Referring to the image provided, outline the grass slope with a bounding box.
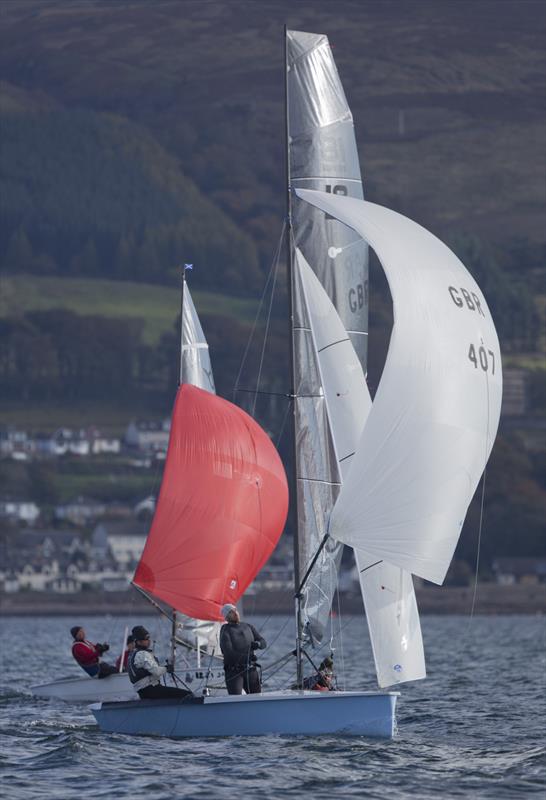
[0,275,259,345]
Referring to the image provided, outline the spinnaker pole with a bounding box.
[284,25,304,689]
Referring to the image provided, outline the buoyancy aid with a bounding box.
[72,639,99,666]
[127,649,149,685]
[127,647,166,691]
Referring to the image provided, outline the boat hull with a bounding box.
[31,667,225,703]
[91,690,397,739]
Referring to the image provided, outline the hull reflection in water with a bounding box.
[91,691,398,739]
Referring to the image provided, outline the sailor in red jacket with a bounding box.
[70,626,118,679]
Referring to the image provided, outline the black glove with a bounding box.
[97,643,109,654]
[251,641,260,650]
[165,662,175,674]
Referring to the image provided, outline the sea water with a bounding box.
[0,614,544,799]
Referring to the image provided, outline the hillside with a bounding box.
[0,0,544,259]
[0,0,544,567]
[0,275,258,346]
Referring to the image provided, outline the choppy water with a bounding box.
[0,614,544,799]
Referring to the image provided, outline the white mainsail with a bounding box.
[296,189,503,586]
[180,285,215,393]
[296,248,426,687]
[176,281,219,651]
[287,28,369,644]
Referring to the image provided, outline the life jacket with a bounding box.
[71,639,99,666]
[127,647,152,685]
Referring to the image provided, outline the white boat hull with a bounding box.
[91,690,398,738]
[31,667,225,703]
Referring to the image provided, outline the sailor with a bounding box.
[219,604,266,695]
[127,625,193,700]
[70,626,118,679]
[302,656,335,691]
[114,634,135,672]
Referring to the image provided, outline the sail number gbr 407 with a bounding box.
[448,283,498,375]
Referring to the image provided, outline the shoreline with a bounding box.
[1,583,544,616]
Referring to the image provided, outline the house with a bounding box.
[87,427,121,455]
[492,557,546,585]
[134,495,156,521]
[0,426,34,459]
[54,496,106,526]
[91,521,149,570]
[0,499,40,525]
[125,419,170,452]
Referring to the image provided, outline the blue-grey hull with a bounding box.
[91,690,397,739]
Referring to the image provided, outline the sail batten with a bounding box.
[295,189,503,586]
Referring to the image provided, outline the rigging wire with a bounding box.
[467,364,492,631]
[232,221,286,405]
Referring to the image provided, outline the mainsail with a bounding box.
[134,385,288,620]
[180,285,215,393]
[296,189,503,585]
[287,28,369,643]
[296,248,426,687]
[176,282,217,647]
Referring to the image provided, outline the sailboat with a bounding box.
[30,276,225,703]
[90,28,502,739]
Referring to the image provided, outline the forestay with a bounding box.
[134,385,289,620]
[296,249,425,687]
[287,28,368,643]
[296,189,503,585]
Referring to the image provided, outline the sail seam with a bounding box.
[297,477,341,486]
[318,337,350,353]
[292,177,362,185]
[338,452,355,463]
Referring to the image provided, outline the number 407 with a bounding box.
[468,344,495,374]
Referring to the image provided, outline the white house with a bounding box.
[125,419,170,452]
[92,521,149,569]
[54,496,106,526]
[0,499,40,525]
[0,427,34,459]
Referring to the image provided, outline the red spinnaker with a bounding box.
[133,384,289,620]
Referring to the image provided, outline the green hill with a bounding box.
[0,106,262,295]
[0,275,258,346]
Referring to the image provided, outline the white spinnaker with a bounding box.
[296,190,503,586]
[180,285,215,393]
[297,249,425,688]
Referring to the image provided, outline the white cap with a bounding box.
[221,603,237,619]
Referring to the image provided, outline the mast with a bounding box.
[284,25,303,689]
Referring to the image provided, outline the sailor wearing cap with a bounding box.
[219,605,267,695]
[127,625,192,700]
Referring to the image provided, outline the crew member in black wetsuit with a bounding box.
[219,605,266,695]
[127,625,193,700]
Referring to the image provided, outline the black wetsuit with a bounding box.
[219,622,266,695]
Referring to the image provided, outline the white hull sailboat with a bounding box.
[92,27,501,740]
